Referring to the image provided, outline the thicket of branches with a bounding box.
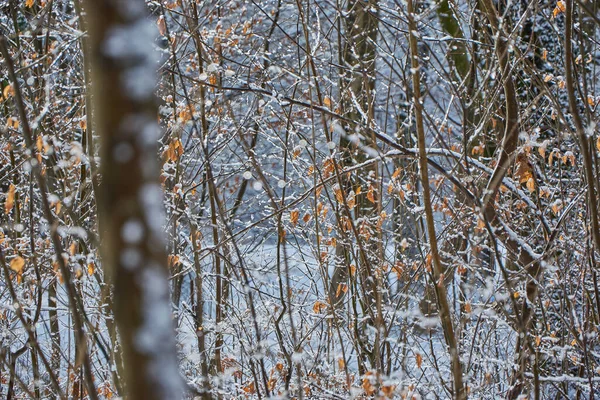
[1,0,600,399]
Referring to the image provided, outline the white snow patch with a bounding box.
[121,219,145,244]
[102,18,158,101]
[120,248,142,270]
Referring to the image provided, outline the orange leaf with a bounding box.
[36,135,43,153]
[381,384,396,397]
[553,1,566,18]
[178,107,192,123]
[5,184,15,214]
[3,84,14,99]
[362,373,376,396]
[526,177,535,193]
[10,256,25,274]
[551,200,563,215]
[346,190,356,209]
[366,185,376,204]
[69,242,78,256]
[334,187,344,203]
[168,254,180,269]
[165,138,184,162]
[322,158,335,178]
[157,16,167,36]
[335,283,348,297]
[416,353,423,369]
[392,262,403,279]
[312,300,327,313]
[290,210,299,226]
[349,264,356,276]
[242,381,255,394]
[6,117,19,129]
[25,0,34,7]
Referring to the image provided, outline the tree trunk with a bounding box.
[83,1,183,399]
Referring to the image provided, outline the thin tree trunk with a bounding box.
[83,1,183,399]
[407,1,466,398]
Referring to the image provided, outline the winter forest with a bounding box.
[2,0,600,398]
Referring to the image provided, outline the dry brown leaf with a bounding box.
[526,177,535,193]
[312,300,327,313]
[381,384,396,397]
[157,15,166,36]
[392,262,403,279]
[69,242,77,256]
[10,256,25,274]
[168,254,180,269]
[242,381,255,394]
[334,187,344,203]
[302,213,311,223]
[335,283,348,297]
[3,84,14,99]
[323,158,335,178]
[290,210,299,227]
[6,117,19,129]
[349,264,356,276]
[346,191,356,209]
[5,184,15,214]
[362,375,376,396]
[36,135,43,153]
[588,95,596,107]
[165,138,184,162]
[366,185,376,204]
[553,1,566,18]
